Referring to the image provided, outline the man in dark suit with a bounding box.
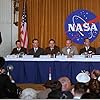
[0,57,18,98]
[28,39,44,57]
[45,39,60,55]
[11,40,27,55]
[79,38,96,55]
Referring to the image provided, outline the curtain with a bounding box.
[19,0,100,51]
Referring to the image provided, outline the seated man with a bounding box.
[0,57,18,98]
[28,39,44,57]
[45,39,60,55]
[79,38,96,55]
[11,40,27,55]
[62,39,78,55]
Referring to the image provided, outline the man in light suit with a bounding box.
[62,39,78,55]
[28,39,44,57]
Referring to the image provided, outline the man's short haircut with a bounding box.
[49,39,55,43]
[15,40,20,44]
[74,82,88,94]
[0,57,5,68]
[43,80,62,91]
[66,39,72,43]
[32,38,39,43]
[89,79,100,94]
[84,38,89,42]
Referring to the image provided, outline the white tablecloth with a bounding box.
[5,55,100,62]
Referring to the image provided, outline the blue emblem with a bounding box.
[65,9,100,44]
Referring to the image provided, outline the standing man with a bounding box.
[79,38,96,55]
[45,39,60,55]
[28,39,44,57]
[11,40,27,55]
[62,39,78,55]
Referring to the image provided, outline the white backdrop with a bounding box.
[0,0,18,57]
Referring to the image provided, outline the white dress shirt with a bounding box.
[34,48,38,52]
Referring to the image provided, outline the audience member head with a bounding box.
[43,80,62,91]
[32,39,39,48]
[81,93,99,99]
[73,82,88,97]
[66,39,72,48]
[58,76,72,91]
[15,40,21,48]
[20,88,38,99]
[91,69,100,79]
[84,38,90,47]
[49,39,56,48]
[89,79,100,94]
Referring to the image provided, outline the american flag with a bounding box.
[20,6,28,48]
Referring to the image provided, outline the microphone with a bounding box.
[7,65,14,71]
[7,65,14,76]
[49,67,52,80]
[6,65,15,83]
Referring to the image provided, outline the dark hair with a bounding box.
[84,38,89,42]
[66,39,72,43]
[15,40,20,44]
[43,80,62,91]
[49,39,55,43]
[89,79,100,94]
[0,57,5,68]
[32,38,38,43]
[74,82,88,94]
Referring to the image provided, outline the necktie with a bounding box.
[34,48,37,52]
[67,48,71,54]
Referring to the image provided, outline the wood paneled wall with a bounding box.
[19,0,100,51]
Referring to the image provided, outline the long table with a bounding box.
[5,55,100,84]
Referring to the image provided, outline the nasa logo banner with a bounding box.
[65,9,100,44]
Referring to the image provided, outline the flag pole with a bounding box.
[20,0,28,49]
[24,0,26,9]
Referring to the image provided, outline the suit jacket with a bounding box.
[0,73,18,98]
[45,46,60,55]
[28,47,44,57]
[62,46,78,55]
[11,47,27,55]
[79,46,96,55]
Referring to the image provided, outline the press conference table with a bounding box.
[5,55,100,84]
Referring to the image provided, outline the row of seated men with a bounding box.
[10,38,100,57]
